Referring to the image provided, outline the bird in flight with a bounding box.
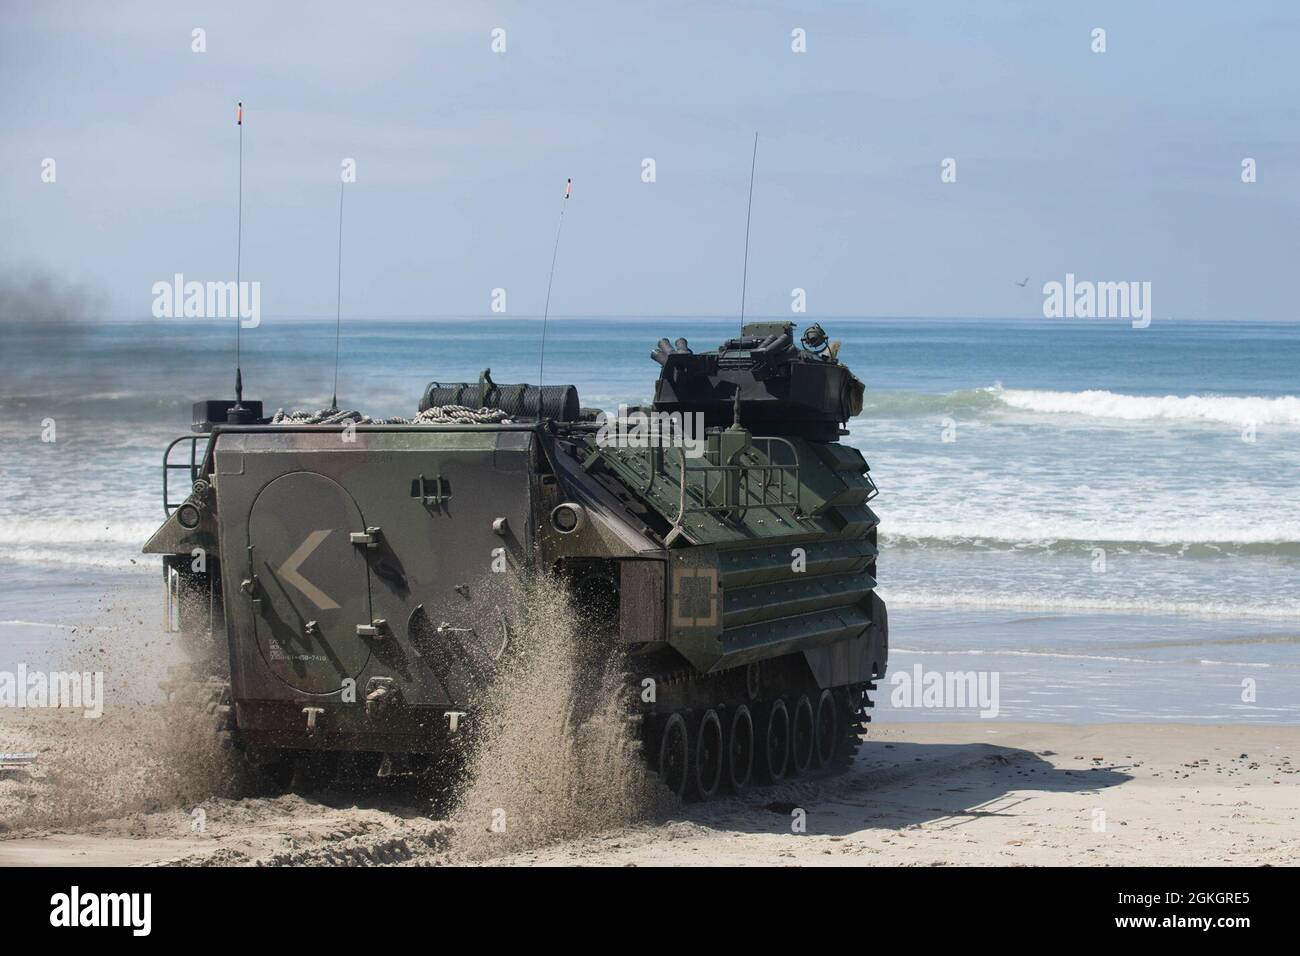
[1014,276,1029,287]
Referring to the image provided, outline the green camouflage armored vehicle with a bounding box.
[144,320,888,798]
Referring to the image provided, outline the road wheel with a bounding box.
[813,689,837,768]
[656,712,689,799]
[758,699,790,782]
[690,710,723,801]
[726,704,754,792]
[791,694,814,776]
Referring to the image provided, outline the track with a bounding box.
[637,655,874,802]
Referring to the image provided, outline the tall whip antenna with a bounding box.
[233,100,245,410]
[537,177,572,391]
[739,131,758,333]
[330,179,345,411]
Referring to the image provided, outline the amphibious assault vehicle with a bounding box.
[145,321,888,798]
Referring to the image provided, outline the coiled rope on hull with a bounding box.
[269,405,511,425]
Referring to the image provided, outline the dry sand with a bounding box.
[2,720,1295,866]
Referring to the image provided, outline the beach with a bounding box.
[1,718,1295,866]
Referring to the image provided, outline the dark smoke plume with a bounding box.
[0,265,107,326]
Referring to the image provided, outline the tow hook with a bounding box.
[302,706,325,733]
[365,677,400,718]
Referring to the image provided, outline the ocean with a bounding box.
[2,316,1298,723]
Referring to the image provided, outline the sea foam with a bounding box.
[987,385,1300,426]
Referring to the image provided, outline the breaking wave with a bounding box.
[0,517,158,546]
[0,518,158,570]
[859,388,1001,417]
[858,384,1300,427]
[0,547,146,570]
[989,385,1300,426]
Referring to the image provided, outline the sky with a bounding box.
[1,0,1298,320]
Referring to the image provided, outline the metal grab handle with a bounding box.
[679,436,802,516]
[412,473,451,507]
[162,435,210,517]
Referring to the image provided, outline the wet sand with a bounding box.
[2,721,1295,866]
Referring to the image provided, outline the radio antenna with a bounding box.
[537,177,572,392]
[329,179,345,411]
[233,100,246,411]
[739,131,758,333]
